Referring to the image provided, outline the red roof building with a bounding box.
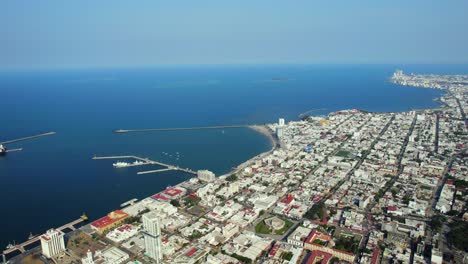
[91,210,129,234]
[163,187,183,197]
[306,250,332,264]
[152,194,169,201]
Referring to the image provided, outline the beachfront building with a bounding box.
[279,118,285,126]
[40,229,66,258]
[143,211,163,263]
[90,210,129,234]
[197,169,216,182]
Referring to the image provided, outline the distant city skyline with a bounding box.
[1,0,468,69]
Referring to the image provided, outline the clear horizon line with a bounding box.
[2,61,468,71]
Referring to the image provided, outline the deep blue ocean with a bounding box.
[0,64,465,250]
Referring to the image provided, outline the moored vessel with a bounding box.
[0,144,6,155]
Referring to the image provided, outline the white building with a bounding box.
[143,211,163,263]
[40,229,66,258]
[197,170,216,182]
[279,118,285,126]
[287,226,312,246]
[81,247,129,264]
[81,250,94,264]
[229,182,240,194]
[276,126,284,139]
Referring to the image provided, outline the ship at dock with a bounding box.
[112,160,144,168]
[0,144,6,155]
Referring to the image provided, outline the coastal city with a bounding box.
[2,71,467,264]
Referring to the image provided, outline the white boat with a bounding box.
[6,242,15,249]
[133,160,144,165]
[113,161,130,168]
[28,232,37,240]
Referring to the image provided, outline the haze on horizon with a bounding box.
[2,0,468,69]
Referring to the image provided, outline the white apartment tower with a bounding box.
[276,126,284,139]
[197,169,216,182]
[278,118,285,126]
[40,229,66,258]
[143,212,163,263]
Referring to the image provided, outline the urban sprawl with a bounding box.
[4,71,468,264]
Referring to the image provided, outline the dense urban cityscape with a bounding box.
[2,71,467,264]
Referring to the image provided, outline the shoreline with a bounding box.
[218,125,279,179]
[5,70,462,259]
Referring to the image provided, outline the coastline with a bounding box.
[218,125,279,179]
[4,67,465,259]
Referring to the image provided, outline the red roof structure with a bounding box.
[185,248,198,257]
[164,187,183,196]
[306,250,332,264]
[152,194,169,201]
[91,210,129,229]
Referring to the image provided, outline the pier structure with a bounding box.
[92,155,196,175]
[113,125,259,133]
[0,132,56,145]
[2,216,85,262]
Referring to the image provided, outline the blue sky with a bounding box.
[1,0,468,68]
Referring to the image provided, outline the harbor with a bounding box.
[92,155,197,175]
[0,132,56,155]
[2,215,87,263]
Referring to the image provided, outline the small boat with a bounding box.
[0,144,7,156]
[28,232,37,240]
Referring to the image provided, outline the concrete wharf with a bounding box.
[92,155,196,175]
[0,132,56,145]
[113,125,256,133]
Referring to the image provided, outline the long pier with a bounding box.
[2,216,85,262]
[0,132,56,145]
[92,155,196,175]
[114,125,255,133]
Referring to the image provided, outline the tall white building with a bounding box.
[81,249,95,264]
[197,169,216,182]
[278,118,285,126]
[40,229,66,258]
[276,126,284,139]
[143,211,163,263]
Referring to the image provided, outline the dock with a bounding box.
[113,125,256,133]
[92,155,196,175]
[137,168,173,175]
[5,148,22,153]
[2,216,85,262]
[121,198,138,207]
[0,132,56,145]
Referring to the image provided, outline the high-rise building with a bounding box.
[197,169,216,182]
[278,118,285,126]
[143,211,163,263]
[276,126,284,139]
[40,229,66,258]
